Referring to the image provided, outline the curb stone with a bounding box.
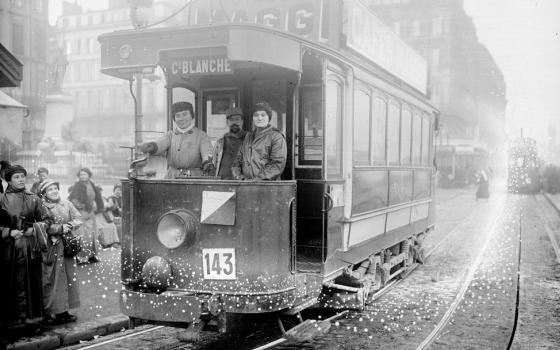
[6,315,129,350]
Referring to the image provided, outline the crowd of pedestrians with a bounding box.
[0,162,122,343]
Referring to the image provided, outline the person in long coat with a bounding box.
[68,168,104,264]
[95,186,120,248]
[476,169,490,200]
[0,165,47,334]
[138,102,214,178]
[107,183,122,242]
[232,101,287,181]
[39,179,82,324]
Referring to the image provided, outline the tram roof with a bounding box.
[99,0,428,95]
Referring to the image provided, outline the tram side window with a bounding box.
[387,103,401,164]
[421,115,431,166]
[353,90,371,166]
[372,97,387,164]
[400,108,412,165]
[299,86,323,165]
[412,112,422,166]
[326,78,343,179]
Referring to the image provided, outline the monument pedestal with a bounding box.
[44,94,74,141]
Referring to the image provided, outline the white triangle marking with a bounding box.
[201,191,235,222]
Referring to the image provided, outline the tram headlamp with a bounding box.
[156,210,198,249]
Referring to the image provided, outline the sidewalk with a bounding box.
[543,192,560,214]
[5,249,127,350]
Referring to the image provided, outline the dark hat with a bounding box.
[253,101,272,120]
[39,179,60,194]
[5,165,27,181]
[114,182,122,191]
[225,107,243,119]
[37,167,49,174]
[77,167,92,178]
[171,102,194,119]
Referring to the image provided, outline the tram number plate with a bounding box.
[202,248,236,280]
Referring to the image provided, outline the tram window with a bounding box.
[326,78,343,179]
[387,103,401,164]
[412,113,422,165]
[202,90,238,145]
[400,108,412,165]
[372,98,387,164]
[421,116,430,166]
[353,90,371,166]
[252,80,287,135]
[299,86,323,165]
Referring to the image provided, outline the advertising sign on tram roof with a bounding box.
[343,0,428,94]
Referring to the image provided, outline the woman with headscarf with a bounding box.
[0,165,47,334]
[68,168,104,264]
[39,179,82,325]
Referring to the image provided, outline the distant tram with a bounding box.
[508,137,540,193]
[99,0,438,338]
[436,144,489,188]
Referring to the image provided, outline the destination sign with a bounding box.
[343,0,428,94]
[170,57,233,76]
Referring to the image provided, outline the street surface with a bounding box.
[9,183,560,349]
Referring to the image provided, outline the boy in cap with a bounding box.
[138,102,214,178]
[212,107,247,179]
[232,101,287,181]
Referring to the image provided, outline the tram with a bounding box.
[436,144,488,188]
[508,137,540,193]
[99,0,438,337]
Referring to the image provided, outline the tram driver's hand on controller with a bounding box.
[201,160,215,176]
[138,142,157,155]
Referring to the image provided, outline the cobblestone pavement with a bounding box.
[54,187,560,350]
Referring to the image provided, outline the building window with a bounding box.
[12,23,24,54]
[393,21,401,36]
[411,20,421,36]
[431,48,440,68]
[432,16,443,35]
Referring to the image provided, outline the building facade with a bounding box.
[0,0,49,150]
[368,0,507,159]
[54,0,184,150]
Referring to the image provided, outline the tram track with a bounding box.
[254,191,484,350]
[415,207,503,350]
[71,190,479,350]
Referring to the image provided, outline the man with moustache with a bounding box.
[212,107,247,179]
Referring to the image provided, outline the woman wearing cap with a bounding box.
[138,101,214,179]
[39,179,82,325]
[232,101,287,181]
[68,168,104,264]
[0,165,46,333]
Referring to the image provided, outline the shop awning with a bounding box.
[0,43,23,87]
[0,90,26,109]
